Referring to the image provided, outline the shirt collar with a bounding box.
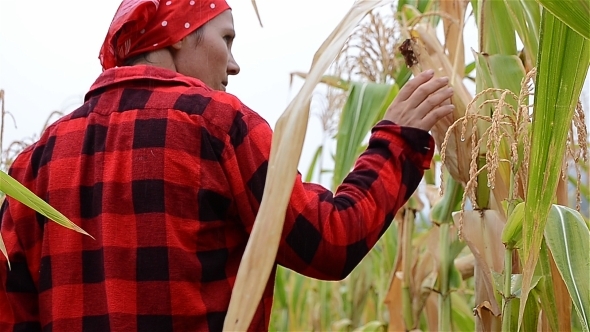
[85,65,209,101]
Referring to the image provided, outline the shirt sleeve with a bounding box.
[230,111,434,281]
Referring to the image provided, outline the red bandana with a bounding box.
[99,0,231,70]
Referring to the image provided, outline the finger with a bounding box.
[421,104,455,131]
[406,76,450,109]
[395,70,435,102]
[439,95,452,106]
[415,87,454,117]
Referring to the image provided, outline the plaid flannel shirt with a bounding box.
[0,65,434,331]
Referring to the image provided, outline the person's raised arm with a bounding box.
[233,70,453,280]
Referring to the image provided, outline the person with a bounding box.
[0,0,454,331]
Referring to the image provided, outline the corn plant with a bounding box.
[233,0,590,331]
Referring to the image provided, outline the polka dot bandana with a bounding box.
[99,0,231,70]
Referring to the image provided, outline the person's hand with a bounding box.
[383,69,454,131]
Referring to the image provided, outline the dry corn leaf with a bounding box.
[554,177,573,331]
[424,184,442,207]
[0,226,7,268]
[385,220,407,332]
[474,300,500,331]
[453,210,505,331]
[440,0,468,78]
[454,253,475,280]
[385,223,438,331]
[549,251,573,332]
[223,1,392,330]
[250,0,263,27]
[423,292,439,331]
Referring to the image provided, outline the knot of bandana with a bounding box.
[99,0,230,70]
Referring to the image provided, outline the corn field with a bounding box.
[238,0,590,331]
[1,0,590,331]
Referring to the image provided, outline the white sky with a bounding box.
[0,0,589,180]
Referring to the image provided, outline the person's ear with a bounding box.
[170,38,184,51]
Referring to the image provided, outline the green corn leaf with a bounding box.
[400,4,423,23]
[478,0,518,55]
[521,290,541,331]
[504,0,541,66]
[464,61,476,76]
[537,0,590,39]
[394,65,412,90]
[430,176,463,225]
[274,267,289,309]
[502,202,525,249]
[450,292,476,331]
[520,8,590,330]
[0,170,92,267]
[474,52,526,105]
[470,0,479,24]
[544,205,590,331]
[397,0,431,15]
[531,242,560,332]
[448,263,463,290]
[492,273,542,298]
[332,82,398,190]
[304,145,324,182]
[0,170,91,238]
[292,271,305,323]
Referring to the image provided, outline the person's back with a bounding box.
[0,65,278,330]
[0,0,455,331]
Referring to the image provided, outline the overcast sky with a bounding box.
[0,0,588,181]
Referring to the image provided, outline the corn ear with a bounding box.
[501,202,524,249]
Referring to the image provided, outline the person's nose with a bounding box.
[227,53,240,76]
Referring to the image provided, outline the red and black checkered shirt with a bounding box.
[0,65,434,331]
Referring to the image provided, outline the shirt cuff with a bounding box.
[371,120,435,169]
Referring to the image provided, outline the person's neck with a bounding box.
[134,48,177,72]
